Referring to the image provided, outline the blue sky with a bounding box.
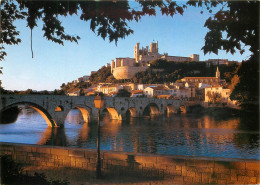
[1,4,251,91]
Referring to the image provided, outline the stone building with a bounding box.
[204,86,236,106]
[98,84,123,95]
[167,85,195,99]
[204,59,238,66]
[181,67,221,86]
[111,41,200,80]
[143,85,170,97]
[161,54,199,62]
[134,41,161,63]
[134,41,199,64]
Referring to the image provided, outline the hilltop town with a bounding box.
[60,41,239,108]
[0,42,239,109]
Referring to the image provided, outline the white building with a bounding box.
[98,84,123,95]
[143,86,169,97]
[198,83,211,89]
[167,85,195,99]
[204,86,236,105]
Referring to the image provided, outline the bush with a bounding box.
[116,89,131,97]
[1,155,70,185]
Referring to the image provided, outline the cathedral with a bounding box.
[181,67,224,86]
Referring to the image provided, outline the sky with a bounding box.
[1,3,252,91]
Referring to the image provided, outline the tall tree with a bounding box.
[198,0,259,111]
[0,0,185,60]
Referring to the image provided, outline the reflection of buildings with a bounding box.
[66,110,84,124]
[75,123,91,146]
[102,119,122,136]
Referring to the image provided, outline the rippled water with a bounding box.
[0,107,259,159]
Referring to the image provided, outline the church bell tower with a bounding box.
[216,66,220,79]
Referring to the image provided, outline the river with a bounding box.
[0,107,259,159]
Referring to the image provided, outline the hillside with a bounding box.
[131,60,238,84]
[60,61,239,93]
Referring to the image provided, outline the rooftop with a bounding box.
[182,77,217,79]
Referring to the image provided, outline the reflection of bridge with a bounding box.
[0,95,197,127]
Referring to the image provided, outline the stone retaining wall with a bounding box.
[0,142,259,184]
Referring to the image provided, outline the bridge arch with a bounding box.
[102,107,120,120]
[0,101,56,127]
[125,107,137,118]
[55,105,64,112]
[143,103,160,116]
[66,105,92,123]
[165,104,176,114]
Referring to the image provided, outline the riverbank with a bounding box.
[23,166,168,185]
[205,107,240,117]
[1,142,259,184]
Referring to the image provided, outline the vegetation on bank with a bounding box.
[1,155,70,185]
[131,59,238,84]
[89,66,116,84]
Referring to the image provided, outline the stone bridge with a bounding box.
[0,95,198,127]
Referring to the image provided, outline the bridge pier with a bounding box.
[52,112,66,127]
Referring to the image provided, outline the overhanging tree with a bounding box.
[198,0,259,111]
[0,0,185,60]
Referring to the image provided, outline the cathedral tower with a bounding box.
[134,43,140,62]
[216,66,220,79]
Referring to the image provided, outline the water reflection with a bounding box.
[0,107,259,159]
[66,108,85,124]
[38,127,67,146]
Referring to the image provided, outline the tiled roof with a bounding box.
[149,86,169,90]
[131,90,143,94]
[205,86,223,88]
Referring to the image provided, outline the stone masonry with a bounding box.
[0,142,259,184]
[0,95,195,127]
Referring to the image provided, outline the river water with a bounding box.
[0,107,259,159]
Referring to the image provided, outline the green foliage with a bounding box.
[79,88,84,96]
[150,59,168,68]
[219,63,239,83]
[206,91,222,104]
[132,62,237,84]
[230,54,259,112]
[202,1,259,56]
[59,81,91,94]
[53,89,65,95]
[0,1,26,60]
[198,0,259,112]
[88,92,104,97]
[116,89,131,97]
[89,66,116,84]
[1,1,185,60]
